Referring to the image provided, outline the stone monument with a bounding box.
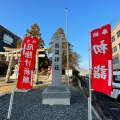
[10,64,18,79]
[42,34,71,105]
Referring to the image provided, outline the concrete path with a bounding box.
[0,75,50,95]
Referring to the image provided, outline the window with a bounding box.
[113,58,115,64]
[116,57,119,63]
[113,57,119,64]
[112,46,117,53]
[113,75,120,83]
[118,43,120,49]
[112,36,115,42]
[116,30,120,38]
[3,32,13,45]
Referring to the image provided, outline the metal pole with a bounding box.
[7,52,19,119]
[7,37,23,119]
[88,97,90,120]
[66,7,69,85]
[88,31,92,120]
[7,88,15,119]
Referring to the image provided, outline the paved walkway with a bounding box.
[0,75,50,95]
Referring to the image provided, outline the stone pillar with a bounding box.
[15,52,18,60]
[5,53,13,82]
[6,53,9,61]
[51,34,62,86]
[42,34,71,105]
[35,50,39,83]
[10,64,18,79]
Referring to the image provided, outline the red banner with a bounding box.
[16,36,39,89]
[48,66,51,74]
[91,24,113,95]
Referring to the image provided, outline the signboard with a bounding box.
[91,24,113,95]
[16,36,39,89]
[65,69,72,77]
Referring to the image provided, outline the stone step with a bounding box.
[42,81,51,85]
[42,79,51,84]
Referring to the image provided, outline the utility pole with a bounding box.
[66,7,69,85]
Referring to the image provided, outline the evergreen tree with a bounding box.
[48,28,81,71]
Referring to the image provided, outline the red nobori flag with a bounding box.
[91,24,113,95]
[16,36,39,89]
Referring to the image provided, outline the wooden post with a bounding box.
[5,53,13,82]
[35,50,39,83]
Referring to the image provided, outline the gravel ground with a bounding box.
[0,84,99,120]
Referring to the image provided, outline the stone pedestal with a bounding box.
[42,84,71,105]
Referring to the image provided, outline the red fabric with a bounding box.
[91,24,113,95]
[16,37,38,89]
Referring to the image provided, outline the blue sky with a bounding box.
[1,0,120,69]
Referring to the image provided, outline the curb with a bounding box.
[0,89,31,97]
[0,93,7,97]
[92,105,102,120]
[77,78,102,120]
